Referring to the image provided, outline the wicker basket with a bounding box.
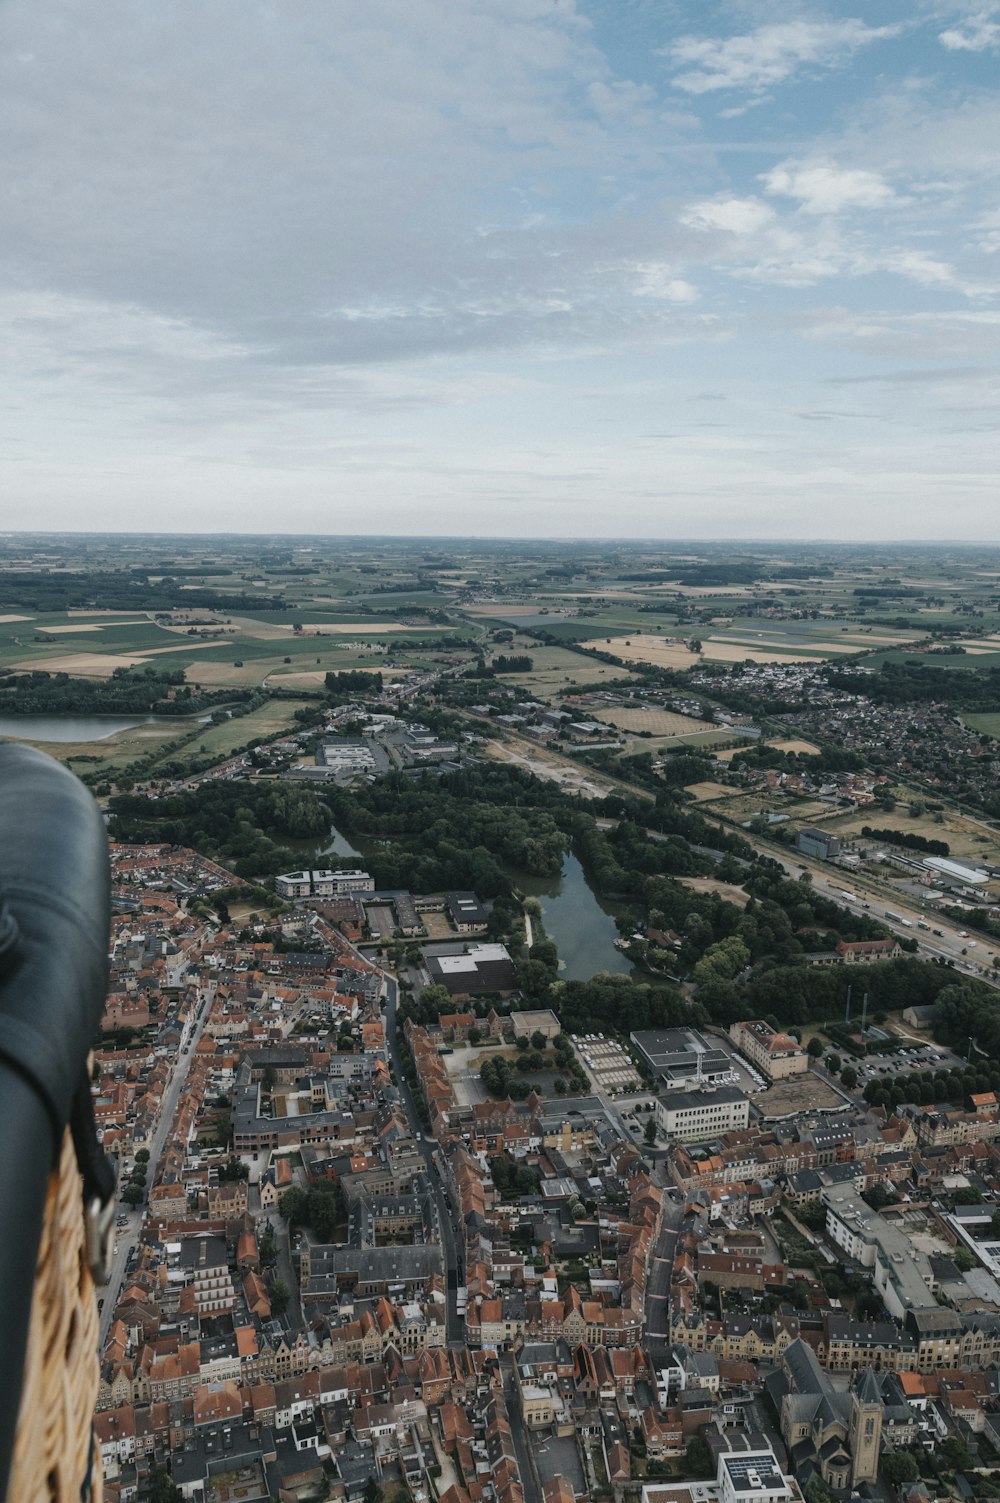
[7,1130,103,1503]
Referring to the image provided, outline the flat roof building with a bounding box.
[631,1027,736,1089]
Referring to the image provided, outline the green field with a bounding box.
[963,713,1000,738]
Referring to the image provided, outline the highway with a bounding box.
[720,824,1000,979]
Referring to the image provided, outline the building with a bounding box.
[424,943,516,999]
[923,856,989,886]
[655,1086,750,1143]
[719,1448,796,1503]
[730,1021,807,1081]
[822,1186,936,1321]
[275,868,375,900]
[770,1339,882,1491]
[510,1009,561,1041]
[631,1028,737,1089]
[795,828,841,860]
[445,892,489,932]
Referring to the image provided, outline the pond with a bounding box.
[517,851,633,981]
[285,822,366,864]
[0,713,206,744]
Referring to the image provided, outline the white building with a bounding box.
[654,1085,750,1143]
[275,868,375,900]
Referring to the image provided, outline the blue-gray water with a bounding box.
[518,852,632,980]
[0,713,203,743]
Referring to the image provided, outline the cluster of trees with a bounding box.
[825,659,1000,711]
[278,1181,345,1240]
[860,824,950,856]
[324,669,384,698]
[488,1154,540,1196]
[323,766,569,897]
[555,973,698,1037]
[731,742,865,775]
[0,664,247,717]
[108,781,332,878]
[739,956,962,1031]
[0,568,285,613]
[479,1055,533,1099]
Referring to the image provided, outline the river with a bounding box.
[0,712,207,743]
[518,852,633,980]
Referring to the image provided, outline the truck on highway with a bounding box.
[885,910,903,923]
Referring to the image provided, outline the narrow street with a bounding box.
[99,972,211,1346]
[383,975,464,1345]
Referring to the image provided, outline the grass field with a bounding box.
[493,644,636,695]
[964,713,1000,738]
[169,699,314,767]
[590,706,716,735]
[817,801,1000,865]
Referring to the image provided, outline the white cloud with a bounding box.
[631,265,699,301]
[939,10,1000,51]
[666,19,900,95]
[761,160,896,214]
[680,197,775,235]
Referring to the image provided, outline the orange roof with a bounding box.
[235,1326,258,1358]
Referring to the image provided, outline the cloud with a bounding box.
[630,265,699,301]
[680,197,775,234]
[939,10,1000,51]
[761,160,897,214]
[666,19,900,95]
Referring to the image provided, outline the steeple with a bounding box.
[849,1367,882,1483]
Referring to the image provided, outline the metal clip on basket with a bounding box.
[0,744,113,1503]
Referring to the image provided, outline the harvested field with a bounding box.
[581,635,699,669]
[591,706,716,735]
[0,614,32,623]
[34,623,106,634]
[301,621,435,634]
[18,652,147,676]
[677,877,750,906]
[767,738,822,755]
[682,782,734,801]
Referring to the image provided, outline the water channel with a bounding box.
[517,852,633,980]
[0,713,207,743]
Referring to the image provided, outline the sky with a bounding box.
[1,0,999,541]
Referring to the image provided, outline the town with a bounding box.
[6,537,1000,1503]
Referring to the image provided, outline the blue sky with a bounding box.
[1,1,998,538]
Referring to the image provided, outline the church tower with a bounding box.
[849,1368,882,1483]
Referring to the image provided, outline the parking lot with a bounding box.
[853,1042,963,1086]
